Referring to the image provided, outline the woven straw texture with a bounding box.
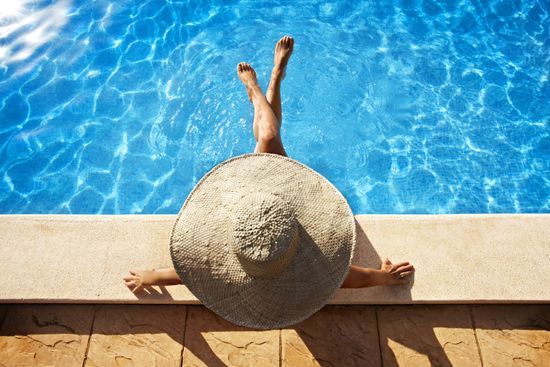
[170,153,355,329]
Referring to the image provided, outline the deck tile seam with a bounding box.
[469,305,485,367]
[374,306,384,367]
[81,304,99,367]
[279,328,282,367]
[179,305,188,367]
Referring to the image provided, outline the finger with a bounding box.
[394,261,410,267]
[391,261,410,270]
[396,264,414,273]
[399,270,414,278]
[383,258,391,264]
[124,280,136,286]
[123,276,137,281]
[129,270,137,276]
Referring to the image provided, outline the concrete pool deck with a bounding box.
[0,214,549,304]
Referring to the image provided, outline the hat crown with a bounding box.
[231,192,299,277]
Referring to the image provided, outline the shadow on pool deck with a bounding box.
[129,219,415,304]
[129,284,176,300]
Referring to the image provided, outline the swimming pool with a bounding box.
[0,0,548,214]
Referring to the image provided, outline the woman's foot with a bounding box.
[237,62,260,102]
[272,35,294,79]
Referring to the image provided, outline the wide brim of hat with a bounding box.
[169,153,355,329]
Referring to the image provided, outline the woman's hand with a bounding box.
[380,258,415,285]
[123,269,157,293]
[123,268,182,293]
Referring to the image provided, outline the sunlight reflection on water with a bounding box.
[0,0,71,75]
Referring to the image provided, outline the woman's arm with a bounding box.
[340,259,414,288]
[123,268,182,293]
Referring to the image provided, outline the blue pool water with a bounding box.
[0,0,549,214]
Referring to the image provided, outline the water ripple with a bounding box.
[0,0,549,214]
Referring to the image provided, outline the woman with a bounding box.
[124,36,414,295]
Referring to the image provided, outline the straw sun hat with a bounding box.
[169,153,355,329]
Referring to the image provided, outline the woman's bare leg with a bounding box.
[250,35,293,142]
[237,62,287,156]
[265,35,294,124]
[340,259,415,288]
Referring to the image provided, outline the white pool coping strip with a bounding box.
[0,214,549,304]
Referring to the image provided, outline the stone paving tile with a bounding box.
[377,305,482,367]
[85,305,186,367]
[472,305,550,367]
[182,306,279,367]
[281,306,381,367]
[0,304,95,367]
